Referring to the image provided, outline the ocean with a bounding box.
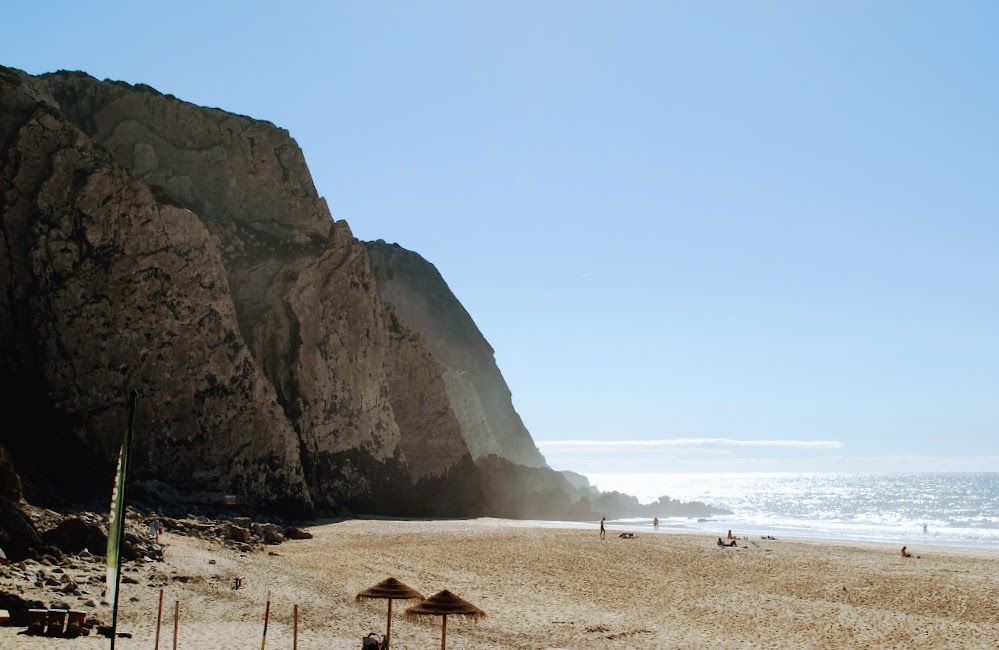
[583,472,999,549]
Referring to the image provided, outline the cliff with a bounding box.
[0,66,482,517]
[364,240,546,468]
[0,65,725,527]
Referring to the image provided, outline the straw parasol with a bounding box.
[405,589,486,650]
[355,577,424,650]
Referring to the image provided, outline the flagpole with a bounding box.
[110,389,138,650]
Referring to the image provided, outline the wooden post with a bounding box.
[293,604,298,650]
[441,613,447,650]
[385,599,392,650]
[261,590,271,650]
[154,589,164,650]
[172,601,179,650]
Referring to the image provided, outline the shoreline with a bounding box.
[3,516,997,649]
[557,518,999,552]
[371,515,999,553]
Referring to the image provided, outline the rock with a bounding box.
[284,527,313,540]
[228,525,253,543]
[0,497,44,562]
[41,517,107,556]
[262,531,285,545]
[0,64,568,520]
[366,241,548,469]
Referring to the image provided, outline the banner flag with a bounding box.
[106,391,138,612]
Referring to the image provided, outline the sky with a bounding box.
[4,1,997,475]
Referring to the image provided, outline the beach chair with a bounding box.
[66,610,87,637]
[27,609,47,635]
[46,608,68,636]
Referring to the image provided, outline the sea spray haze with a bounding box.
[586,472,999,548]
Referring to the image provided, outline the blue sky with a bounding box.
[4,2,997,474]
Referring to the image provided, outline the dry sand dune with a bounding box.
[3,517,997,649]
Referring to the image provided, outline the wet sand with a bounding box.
[2,517,997,649]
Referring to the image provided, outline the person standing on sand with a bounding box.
[149,518,161,542]
[653,517,659,531]
[600,517,606,539]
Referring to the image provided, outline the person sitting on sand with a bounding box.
[901,546,912,558]
[618,532,636,539]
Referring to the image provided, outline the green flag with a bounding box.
[106,390,137,609]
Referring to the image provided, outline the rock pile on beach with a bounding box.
[168,514,312,552]
[0,501,315,636]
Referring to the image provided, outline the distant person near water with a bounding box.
[653,517,659,531]
[599,517,606,540]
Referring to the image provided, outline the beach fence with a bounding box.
[152,591,302,649]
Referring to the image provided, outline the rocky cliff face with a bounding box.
[365,241,547,468]
[0,66,483,516]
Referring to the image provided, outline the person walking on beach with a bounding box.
[653,517,659,531]
[599,517,606,540]
[149,518,161,542]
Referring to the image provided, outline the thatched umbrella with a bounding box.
[355,577,424,649]
[405,589,486,650]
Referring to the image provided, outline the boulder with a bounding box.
[284,527,313,540]
[41,517,107,555]
[228,525,253,543]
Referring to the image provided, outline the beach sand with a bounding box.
[2,517,997,649]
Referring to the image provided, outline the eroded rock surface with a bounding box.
[365,240,547,468]
[0,66,483,516]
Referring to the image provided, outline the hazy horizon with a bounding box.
[4,2,996,475]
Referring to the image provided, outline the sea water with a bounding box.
[583,472,999,549]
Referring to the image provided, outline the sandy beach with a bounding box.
[2,517,997,649]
